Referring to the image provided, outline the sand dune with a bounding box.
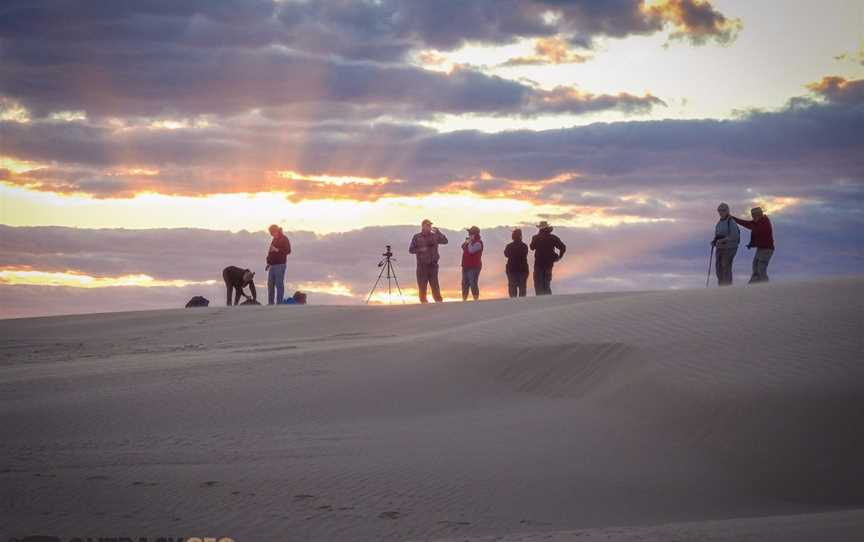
[1,278,863,541]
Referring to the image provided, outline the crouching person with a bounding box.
[222,266,256,306]
[733,207,775,283]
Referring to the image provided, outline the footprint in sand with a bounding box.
[86,475,110,481]
[378,511,401,520]
[131,481,158,487]
[294,494,316,501]
[201,481,220,487]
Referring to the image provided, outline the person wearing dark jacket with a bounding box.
[461,226,484,301]
[409,219,448,303]
[732,206,775,283]
[222,266,257,306]
[504,228,529,298]
[530,221,566,295]
[265,224,291,304]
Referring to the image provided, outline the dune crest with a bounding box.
[1,278,863,541]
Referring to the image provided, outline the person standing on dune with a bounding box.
[409,219,448,303]
[504,228,529,298]
[265,224,291,305]
[530,221,566,295]
[461,226,484,301]
[732,206,775,283]
[712,203,740,286]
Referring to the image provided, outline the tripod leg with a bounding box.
[366,262,387,304]
[388,260,407,304]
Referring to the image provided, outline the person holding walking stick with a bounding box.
[711,203,740,286]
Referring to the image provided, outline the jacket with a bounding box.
[733,216,774,250]
[530,231,566,269]
[461,237,483,269]
[267,233,292,265]
[714,217,740,250]
[409,230,449,266]
[504,241,529,273]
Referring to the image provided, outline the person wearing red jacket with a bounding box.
[461,226,484,301]
[265,224,292,304]
[732,207,775,283]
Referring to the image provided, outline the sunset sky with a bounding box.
[1,0,862,317]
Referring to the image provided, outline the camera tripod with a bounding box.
[366,245,406,304]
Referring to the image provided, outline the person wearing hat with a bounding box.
[222,265,257,306]
[712,203,740,286]
[732,206,775,283]
[461,226,484,301]
[265,224,292,304]
[504,228,529,297]
[530,221,566,295]
[409,219,449,303]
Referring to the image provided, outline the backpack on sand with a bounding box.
[185,296,210,308]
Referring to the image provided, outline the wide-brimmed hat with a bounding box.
[537,220,552,230]
[467,225,480,235]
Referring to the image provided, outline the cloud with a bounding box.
[647,0,742,45]
[0,0,738,121]
[806,76,864,106]
[500,37,592,67]
[1,85,861,210]
[0,43,661,120]
[1,212,861,319]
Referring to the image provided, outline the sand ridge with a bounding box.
[1,277,863,540]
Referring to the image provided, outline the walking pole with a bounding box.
[705,244,714,288]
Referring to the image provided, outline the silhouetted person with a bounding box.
[712,202,740,286]
[733,206,775,283]
[530,221,566,295]
[409,219,448,303]
[461,225,484,301]
[504,228,529,297]
[266,224,291,304]
[222,266,256,306]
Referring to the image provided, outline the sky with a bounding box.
[0,0,862,317]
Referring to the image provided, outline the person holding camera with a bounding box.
[504,228,529,297]
[732,206,775,283]
[461,226,484,301]
[530,221,566,295]
[712,203,740,286]
[409,219,448,303]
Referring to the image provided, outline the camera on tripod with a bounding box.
[368,244,404,304]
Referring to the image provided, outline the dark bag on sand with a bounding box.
[293,291,307,305]
[185,296,210,308]
[240,298,261,305]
